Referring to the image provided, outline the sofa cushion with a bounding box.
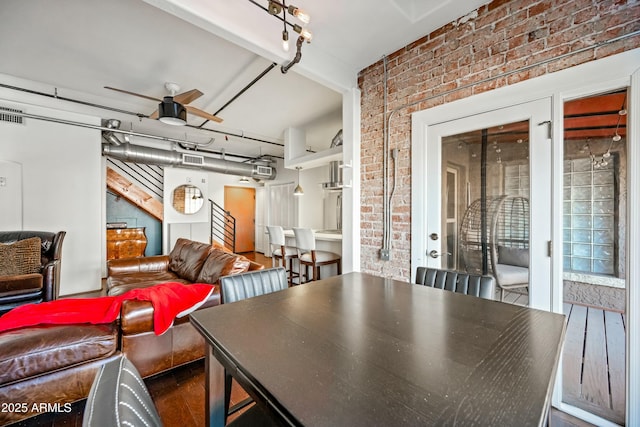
[107,272,187,296]
[196,249,251,284]
[498,246,529,268]
[0,323,118,386]
[0,237,41,276]
[168,238,212,282]
[0,274,43,298]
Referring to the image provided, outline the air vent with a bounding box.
[256,166,273,176]
[182,153,204,166]
[0,106,24,125]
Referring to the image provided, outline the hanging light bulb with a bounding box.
[294,167,304,196]
[293,24,312,42]
[612,133,621,142]
[288,5,310,24]
[282,29,290,52]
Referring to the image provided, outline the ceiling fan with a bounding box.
[104,82,223,125]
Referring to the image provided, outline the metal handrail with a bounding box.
[210,200,236,253]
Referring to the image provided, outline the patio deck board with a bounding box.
[604,310,626,417]
[504,293,625,425]
[563,304,587,402]
[582,308,609,409]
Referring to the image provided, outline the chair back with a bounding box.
[83,355,162,427]
[220,267,288,304]
[266,225,285,248]
[415,267,495,300]
[293,227,316,252]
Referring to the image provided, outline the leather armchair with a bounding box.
[0,231,66,314]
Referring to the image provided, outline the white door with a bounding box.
[416,99,552,310]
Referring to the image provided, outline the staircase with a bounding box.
[210,200,236,252]
[106,159,164,221]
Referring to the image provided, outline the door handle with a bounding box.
[429,250,451,259]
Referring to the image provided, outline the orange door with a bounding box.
[224,186,255,253]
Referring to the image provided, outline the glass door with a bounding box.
[561,89,628,425]
[423,99,552,309]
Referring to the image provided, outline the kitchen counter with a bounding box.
[283,229,342,242]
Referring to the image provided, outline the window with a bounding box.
[563,157,616,275]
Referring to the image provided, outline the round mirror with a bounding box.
[172,184,204,214]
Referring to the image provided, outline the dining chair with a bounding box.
[220,266,288,304]
[83,355,162,427]
[293,227,341,283]
[266,225,299,286]
[415,267,495,300]
[219,267,289,422]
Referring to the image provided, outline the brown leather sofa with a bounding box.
[0,231,66,315]
[0,238,262,425]
[106,238,263,377]
[0,323,120,425]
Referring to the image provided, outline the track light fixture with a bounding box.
[250,0,312,71]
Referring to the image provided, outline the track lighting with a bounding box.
[250,0,313,66]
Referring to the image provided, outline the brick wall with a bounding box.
[357,0,640,280]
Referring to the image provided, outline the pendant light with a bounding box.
[294,166,304,196]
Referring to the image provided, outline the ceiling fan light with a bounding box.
[158,97,187,126]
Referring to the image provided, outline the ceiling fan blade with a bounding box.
[185,105,223,123]
[174,89,203,105]
[149,110,159,120]
[104,86,162,102]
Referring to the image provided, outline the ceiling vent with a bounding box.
[256,166,273,176]
[0,106,24,125]
[182,153,205,166]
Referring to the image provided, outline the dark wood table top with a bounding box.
[190,272,566,426]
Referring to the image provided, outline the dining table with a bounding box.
[189,271,567,426]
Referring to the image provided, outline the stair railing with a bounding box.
[210,200,236,253]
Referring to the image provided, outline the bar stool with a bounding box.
[293,227,341,283]
[266,225,299,286]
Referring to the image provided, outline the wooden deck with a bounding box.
[501,290,626,425]
[563,303,626,425]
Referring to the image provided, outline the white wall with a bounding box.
[0,98,102,295]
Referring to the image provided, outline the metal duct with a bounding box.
[102,143,276,180]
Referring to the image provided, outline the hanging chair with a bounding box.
[459,196,504,275]
[490,196,530,301]
[460,195,530,301]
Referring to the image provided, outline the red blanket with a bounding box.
[0,282,215,335]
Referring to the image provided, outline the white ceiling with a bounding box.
[0,0,488,159]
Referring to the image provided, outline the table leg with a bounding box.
[205,343,226,427]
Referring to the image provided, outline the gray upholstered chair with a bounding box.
[83,355,162,427]
[293,227,341,282]
[266,225,298,286]
[219,267,289,422]
[220,266,288,304]
[415,267,495,300]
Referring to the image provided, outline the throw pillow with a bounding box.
[0,237,42,276]
[168,238,212,282]
[497,246,529,268]
[197,249,250,284]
